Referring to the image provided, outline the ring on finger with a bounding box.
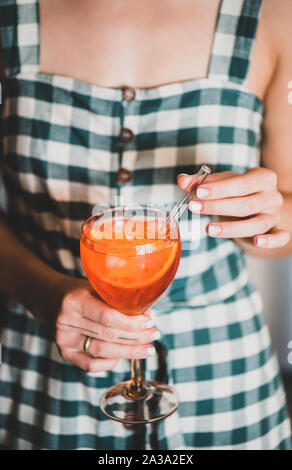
[83,336,92,353]
[83,336,99,358]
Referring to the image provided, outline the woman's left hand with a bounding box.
[177,167,290,249]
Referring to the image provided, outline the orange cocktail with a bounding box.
[80,207,181,424]
[80,218,180,315]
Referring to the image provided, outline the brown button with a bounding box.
[117,168,133,184]
[123,87,136,102]
[119,127,134,144]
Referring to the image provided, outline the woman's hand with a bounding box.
[0,213,159,374]
[177,167,290,249]
[52,278,159,373]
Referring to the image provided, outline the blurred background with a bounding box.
[247,255,292,422]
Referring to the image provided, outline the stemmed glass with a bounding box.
[80,206,181,424]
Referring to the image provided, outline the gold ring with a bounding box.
[83,336,92,353]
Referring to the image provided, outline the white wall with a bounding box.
[247,255,292,373]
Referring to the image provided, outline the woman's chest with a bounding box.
[39,0,273,102]
[39,0,221,89]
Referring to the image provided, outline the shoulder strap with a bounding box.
[0,0,39,78]
[208,0,263,85]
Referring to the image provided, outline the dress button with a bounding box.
[119,128,134,144]
[123,87,136,102]
[117,168,133,184]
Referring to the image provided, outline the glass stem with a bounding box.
[127,359,147,399]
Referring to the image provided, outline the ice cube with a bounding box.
[105,255,126,270]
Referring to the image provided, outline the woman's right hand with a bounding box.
[53,278,160,373]
[0,215,159,373]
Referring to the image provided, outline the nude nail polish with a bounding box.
[257,237,268,247]
[146,347,155,356]
[143,319,154,329]
[196,188,210,198]
[189,201,202,213]
[150,330,161,341]
[208,225,221,236]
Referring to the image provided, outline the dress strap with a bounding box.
[0,0,39,78]
[208,0,263,85]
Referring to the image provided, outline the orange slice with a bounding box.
[87,219,179,290]
[102,240,179,289]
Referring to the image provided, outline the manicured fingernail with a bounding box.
[196,188,210,198]
[178,173,192,190]
[208,225,222,236]
[257,237,268,247]
[150,330,161,341]
[146,347,156,356]
[143,319,154,329]
[189,201,202,213]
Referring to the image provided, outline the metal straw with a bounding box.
[167,164,211,225]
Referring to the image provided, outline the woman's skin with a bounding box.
[1,0,292,372]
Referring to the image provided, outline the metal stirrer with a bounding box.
[167,164,211,225]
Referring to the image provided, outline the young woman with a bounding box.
[0,0,292,449]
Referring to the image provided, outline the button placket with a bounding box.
[118,87,136,186]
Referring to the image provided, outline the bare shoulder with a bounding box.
[259,1,292,192]
[247,0,291,101]
[262,0,292,56]
[262,0,292,92]
[263,0,292,26]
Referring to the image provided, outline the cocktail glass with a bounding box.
[80,206,181,424]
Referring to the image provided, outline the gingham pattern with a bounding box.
[0,0,291,450]
[209,0,262,84]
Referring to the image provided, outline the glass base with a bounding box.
[99,380,180,424]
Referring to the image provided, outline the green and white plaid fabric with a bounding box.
[0,0,291,449]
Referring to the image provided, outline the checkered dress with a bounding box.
[0,0,291,450]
